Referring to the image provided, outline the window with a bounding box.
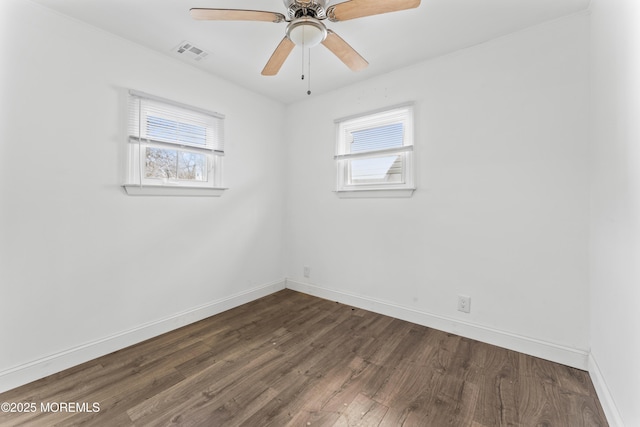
[335,104,415,197]
[123,90,226,196]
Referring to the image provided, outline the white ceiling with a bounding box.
[29,0,591,104]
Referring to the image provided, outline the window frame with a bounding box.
[123,90,227,197]
[334,103,416,198]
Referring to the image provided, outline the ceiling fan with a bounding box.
[190,0,421,76]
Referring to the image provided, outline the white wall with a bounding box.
[589,1,640,425]
[284,14,591,365]
[0,0,286,391]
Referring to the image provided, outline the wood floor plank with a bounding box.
[127,347,284,425]
[334,392,389,427]
[235,370,313,426]
[318,356,382,414]
[471,344,521,426]
[517,352,568,425]
[286,409,342,427]
[0,289,608,427]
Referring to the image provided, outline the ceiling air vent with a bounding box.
[173,41,209,62]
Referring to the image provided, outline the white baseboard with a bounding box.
[588,353,625,427]
[0,280,286,393]
[286,279,589,370]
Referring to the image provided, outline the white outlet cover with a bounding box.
[458,295,471,313]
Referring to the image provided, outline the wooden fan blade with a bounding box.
[327,0,420,22]
[262,37,296,76]
[321,30,368,71]
[190,8,286,23]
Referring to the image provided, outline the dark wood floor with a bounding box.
[0,289,607,426]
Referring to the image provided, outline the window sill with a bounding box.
[123,185,228,197]
[334,188,415,199]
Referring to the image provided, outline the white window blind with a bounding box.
[127,90,224,153]
[335,104,415,196]
[124,90,227,196]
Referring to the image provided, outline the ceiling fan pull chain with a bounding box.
[301,44,305,80]
[301,26,306,80]
[307,48,312,95]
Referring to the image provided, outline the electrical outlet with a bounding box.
[303,266,310,278]
[458,295,471,313]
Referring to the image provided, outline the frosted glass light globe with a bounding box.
[287,18,327,47]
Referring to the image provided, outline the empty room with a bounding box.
[0,0,638,425]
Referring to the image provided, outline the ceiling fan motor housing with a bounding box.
[283,0,328,19]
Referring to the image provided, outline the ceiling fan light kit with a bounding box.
[190,0,421,80]
[287,17,327,47]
